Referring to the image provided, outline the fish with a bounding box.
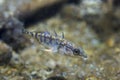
[22,29,87,58]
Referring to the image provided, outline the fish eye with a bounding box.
[73,49,80,55]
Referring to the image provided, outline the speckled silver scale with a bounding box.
[22,29,87,58]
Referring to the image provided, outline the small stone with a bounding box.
[86,76,98,80]
[106,36,115,47]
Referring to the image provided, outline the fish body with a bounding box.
[22,29,87,58]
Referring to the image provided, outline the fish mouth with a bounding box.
[78,50,87,58]
[79,47,87,58]
[81,52,87,58]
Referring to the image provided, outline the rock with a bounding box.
[46,76,66,80]
[0,16,30,52]
[0,40,12,66]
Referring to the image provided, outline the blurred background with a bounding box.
[0,0,120,80]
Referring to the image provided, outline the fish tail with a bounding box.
[22,29,37,38]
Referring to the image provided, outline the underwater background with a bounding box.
[0,0,120,80]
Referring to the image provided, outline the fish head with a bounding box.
[73,47,87,58]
